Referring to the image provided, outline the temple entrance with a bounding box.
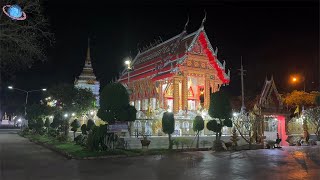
[263,115,288,146]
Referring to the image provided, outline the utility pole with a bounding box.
[238,56,246,113]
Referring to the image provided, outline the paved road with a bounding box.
[0,131,320,180]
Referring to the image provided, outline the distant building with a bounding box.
[75,38,100,106]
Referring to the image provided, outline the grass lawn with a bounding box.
[23,134,172,158]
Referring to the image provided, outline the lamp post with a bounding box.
[125,58,133,95]
[8,86,46,117]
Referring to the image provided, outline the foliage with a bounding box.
[98,83,136,123]
[0,0,54,78]
[48,128,59,137]
[81,124,87,135]
[45,84,95,115]
[316,95,320,106]
[207,90,233,141]
[87,125,108,151]
[74,134,87,146]
[87,119,95,131]
[304,107,320,140]
[208,90,232,122]
[172,138,192,149]
[35,118,44,133]
[26,103,51,121]
[44,118,50,129]
[56,134,69,142]
[50,113,62,129]
[193,115,204,148]
[283,90,320,108]
[162,112,175,149]
[71,119,81,139]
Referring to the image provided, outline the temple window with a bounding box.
[142,99,148,110]
[150,98,156,110]
[145,121,152,135]
[182,121,189,129]
[188,100,196,110]
[135,100,141,111]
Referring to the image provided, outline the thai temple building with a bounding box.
[118,19,230,136]
[75,38,100,106]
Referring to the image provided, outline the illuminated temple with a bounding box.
[75,38,100,106]
[118,20,230,136]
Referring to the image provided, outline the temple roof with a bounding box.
[118,26,230,83]
[75,38,98,85]
[258,76,283,108]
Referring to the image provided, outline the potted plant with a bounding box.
[140,133,151,149]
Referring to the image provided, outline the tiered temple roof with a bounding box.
[76,38,98,85]
[118,25,230,84]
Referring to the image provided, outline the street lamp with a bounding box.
[125,57,133,95]
[8,86,47,117]
[290,74,306,91]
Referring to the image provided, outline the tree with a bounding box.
[193,115,204,148]
[45,84,95,115]
[50,113,62,129]
[87,119,95,131]
[0,0,54,79]
[44,118,50,133]
[81,124,87,135]
[162,112,175,150]
[283,90,319,108]
[208,90,233,141]
[70,119,80,139]
[304,107,320,140]
[26,103,51,121]
[98,83,136,124]
[35,118,44,133]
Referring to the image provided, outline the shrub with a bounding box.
[56,134,69,142]
[19,127,31,137]
[87,119,95,131]
[74,134,87,146]
[81,124,87,135]
[48,128,59,137]
[70,119,81,139]
[162,112,175,149]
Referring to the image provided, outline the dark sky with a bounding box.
[2,0,319,111]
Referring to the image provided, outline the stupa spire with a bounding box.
[86,37,91,64]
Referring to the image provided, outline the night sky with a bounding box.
[1,0,319,112]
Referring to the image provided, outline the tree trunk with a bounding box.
[216,132,218,141]
[73,131,76,140]
[196,131,199,148]
[168,134,172,150]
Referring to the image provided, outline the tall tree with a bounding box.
[45,84,95,115]
[283,90,319,108]
[193,115,204,148]
[162,112,175,150]
[208,90,233,141]
[0,0,54,78]
[98,83,136,124]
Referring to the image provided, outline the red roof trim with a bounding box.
[198,32,230,83]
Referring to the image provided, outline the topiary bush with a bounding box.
[87,119,95,131]
[74,134,87,146]
[81,124,87,135]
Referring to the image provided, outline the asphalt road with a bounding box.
[0,130,320,180]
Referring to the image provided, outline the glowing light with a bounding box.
[17,118,21,122]
[71,113,75,117]
[233,112,239,117]
[8,86,13,89]
[90,111,94,115]
[2,5,27,20]
[64,114,68,118]
[292,77,297,82]
[125,60,131,65]
[42,88,47,91]
[49,116,54,119]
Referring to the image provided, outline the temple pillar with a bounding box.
[181,76,188,111]
[158,81,163,109]
[173,77,180,113]
[204,74,211,109]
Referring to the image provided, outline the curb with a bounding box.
[29,139,74,159]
